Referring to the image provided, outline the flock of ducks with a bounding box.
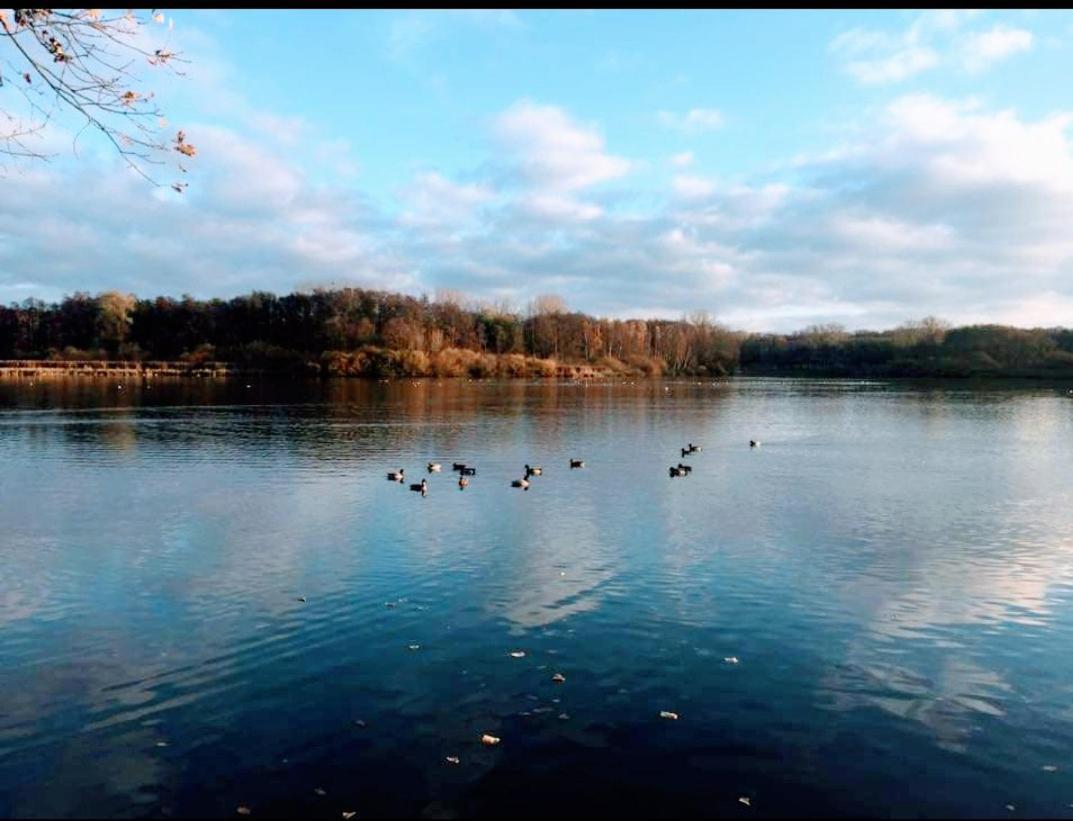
[387,441,761,493]
[386,458,584,495]
[668,440,757,477]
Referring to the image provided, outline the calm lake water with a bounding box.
[3,377,1073,818]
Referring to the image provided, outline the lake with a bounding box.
[2,377,1073,818]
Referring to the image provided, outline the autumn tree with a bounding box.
[0,8,194,189]
[527,293,567,358]
[893,316,951,347]
[96,290,136,354]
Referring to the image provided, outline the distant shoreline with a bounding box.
[0,356,652,380]
[3,359,1071,382]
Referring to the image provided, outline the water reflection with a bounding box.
[3,377,1073,817]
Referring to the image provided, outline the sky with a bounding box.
[2,9,1073,332]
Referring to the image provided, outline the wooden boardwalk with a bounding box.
[0,360,265,379]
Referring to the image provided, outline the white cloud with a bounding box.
[6,65,1073,334]
[386,10,522,63]
[518,193,603,222]
[958,25,1034,73]
[494,99,632,192]
[826,213,956,252]
[831,12,1034,84]
[672,174,715,199]
[657,108,725,134]
[670,151,694,167]
[399,171,496,229]
[0,125,408,305]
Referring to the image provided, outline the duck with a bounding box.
[669,466,683,478]
[458,476,469,489]
[570,458,585,469]
[427,462,442,473]
[750,440,760,448]
[524,464,543,478]
[387,468,405,482]
[461,466,476,476]
[511,477,530,489]
[452,462,467,472]
[410,478,429,494]
[677,463,693,474]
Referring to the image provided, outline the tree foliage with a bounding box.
[3,291,1070,379]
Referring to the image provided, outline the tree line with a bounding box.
[1,289,1072,378]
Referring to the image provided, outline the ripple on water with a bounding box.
[3,378,1073,816]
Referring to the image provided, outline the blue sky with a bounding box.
[3,9,1073,330]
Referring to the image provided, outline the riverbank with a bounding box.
[4,356,1072,381]
[0,349,668,380]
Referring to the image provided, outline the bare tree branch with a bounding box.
[0,7,193,188]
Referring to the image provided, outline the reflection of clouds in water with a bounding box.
[819,495,1073,752]
[821,654,1011,754]
[0,534,60,629]
[798,394,1073,753]
[487,495,614,630]
[848,494,1073,638]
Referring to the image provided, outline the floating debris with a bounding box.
[1006,805,1015,812]
[342,813,356,820]
[385,601,397,608]
[353,719,367,728]
[739,797,751,807]
[481,734,501,746]
[723,656,740,664]
[1043,765,1058,772]
[236,808,251,817]
[558,713,570,720]
[314,788,327,796]
[552,673,566,684]
[297,597,307,603]
[509,650,526,658]
[155,741,168,748]
[659,711,679,720]
[445,756,460,765]
[409,644,421,651]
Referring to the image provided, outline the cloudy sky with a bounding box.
[2,9,1072,331]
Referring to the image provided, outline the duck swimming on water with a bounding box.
[458,476,469,489]
[512,477,531,490]
[525,464,543,478]
[570,458,585,469]
[410,478,429,495]
[387,469,405,482]
[428,462,442,473]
